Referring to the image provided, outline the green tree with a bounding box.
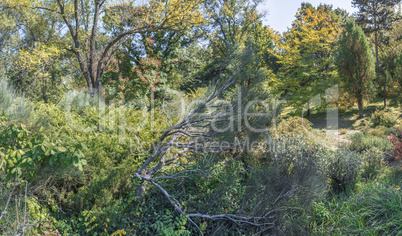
[352,0,401,107]
[192,0,276,90]
[0,2,68,102]
[1,0,206,95]
[381,7,402,97]
[335,19,376,118]
[101,29,197,104]
[271,4,342,115]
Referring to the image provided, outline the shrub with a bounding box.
[349,132,393,153]
[0,77,32,121]
[149,210,190,236]
[0,76,15,110]
[58,90,101,114]
[367,125,388,137]
[272,116,333,148]
[339,128,348,135]
[360,148,385,180]
[326,149,361,194]
[388,129,402,162]
[370,109,398,128]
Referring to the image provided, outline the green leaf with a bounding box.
[57,146,67,152]
[73,155,79,164]
[78,162,83,171]
[45,148,51,156]
[49,156,55,165]
[7,159,14,167]
[80,143,88,149]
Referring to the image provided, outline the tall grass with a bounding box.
[310,166,402,235]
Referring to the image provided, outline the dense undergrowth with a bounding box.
[1,77,402,235]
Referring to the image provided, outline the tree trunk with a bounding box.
[306,102,310,117]
[357,97,364,118]
[374,23,386,108]
[383,73,387,108]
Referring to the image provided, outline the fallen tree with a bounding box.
[131,48,308,234]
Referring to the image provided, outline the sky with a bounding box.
[259,0,358,33]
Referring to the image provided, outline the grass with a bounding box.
[309,167,402,235]
[295,97,402,130]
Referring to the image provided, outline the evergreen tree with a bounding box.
[335,20,376,118]
[352,0,401,107]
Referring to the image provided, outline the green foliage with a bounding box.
[360,148,385,180]
[367,125,388,137]
[271,116,335,149]
[326,149,361,194]
[0,122,87,180]
[1,0,401,235]
[149,210,190,236]
[0,75,32,121]
[0,74,15,110]
[310,176,402,234]
[352,0,401,35]
[271,3,342,111]
[349,132,393,153]
[370,109,399,128]
[335,19,376,117]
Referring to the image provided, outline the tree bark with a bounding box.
[374,17,386,108]
[357,97,364,118]
[383,69,387,108]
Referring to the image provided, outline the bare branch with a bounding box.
[134,174,294,233]
[0,175,18,220]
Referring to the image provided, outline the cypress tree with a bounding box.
[335,20,376,118]
[352,0,401,107]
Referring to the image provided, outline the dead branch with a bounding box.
[135,68,240,182]
[134,173,301,234]
[0,174,18,220]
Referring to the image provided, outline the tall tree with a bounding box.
[335,19,376,118]
[270,3,342,115]
[181,0,275,90]
[381,5,402,96]
[0,1,69,102]
[1,0,206,95]
[352,0,401,107]
[205,0,266,55]
[101,30,194,104]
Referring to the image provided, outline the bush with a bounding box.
[0,77,32,121]
[326,149,361,194]
[370,109,398,128]
[272,116,333,148]
[349,132,393,153]
[367,125,388,137]
[360,148,385,180]
[0,76,15,110]
[388,129,402,162]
